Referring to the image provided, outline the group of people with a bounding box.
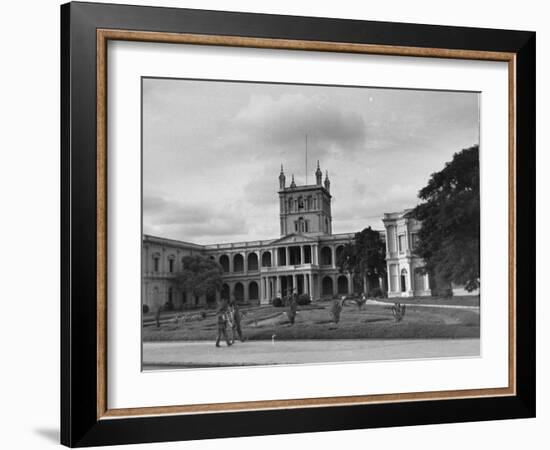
[215,299,244,347]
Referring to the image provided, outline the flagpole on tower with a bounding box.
[305,134,308,184]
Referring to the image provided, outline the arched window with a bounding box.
[322,276,334,296]
[168,255,175,273]
[320,247,332,265]
[337,275,349,294]
[219,254,229,272]
[247,253,259,271]
[152,253,160,272]
[262,251,272,267]
[167,287,173,305]
[234,282,244,302]
[335,245,344,261]
[233,254,244,272]
[248,281,259,301]
[221,283,230,300]
[400,269,408,292]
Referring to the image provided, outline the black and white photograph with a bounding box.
[141,77,481,369]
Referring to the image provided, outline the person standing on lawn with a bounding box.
[215,300,232,347]
[288,289,298,325]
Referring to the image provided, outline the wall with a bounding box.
[0,1,546,449]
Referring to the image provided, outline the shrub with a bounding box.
[272,297,283,307]
[369,287,385,298]
[391,302,407,322]
[142,304,150,314]
[296,294,311,305]
[330,298,345,324]
[164,301,174,311]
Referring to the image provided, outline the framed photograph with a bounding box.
[61,1,535,447]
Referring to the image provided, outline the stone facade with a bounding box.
[382,210,479,298]
[142,164,477,310]
[383,210,431,298]
[142,163,363,310]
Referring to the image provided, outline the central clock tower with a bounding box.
[278,161,332,237]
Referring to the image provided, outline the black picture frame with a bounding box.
[61,1,535,447]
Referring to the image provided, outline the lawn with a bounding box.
[374,295,480,307]
[142,299,480,342]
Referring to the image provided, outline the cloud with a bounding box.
[232,93,367,159]
[143,195,248,243]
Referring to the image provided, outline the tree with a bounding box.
[175,255,223,306]
[336,227,386,295]
[354,227,387,294]
[411,145,480,292]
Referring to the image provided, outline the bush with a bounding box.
[164,301,174,311]
[391,302,407,322]
[272,297,284,307]
[330,298,344,324]
[369,287,385,298]
[142,304,150,314]
[432,287,452,297]
[296,294,311,305]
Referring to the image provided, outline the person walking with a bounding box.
[230,301,244,342]
[215,300,232,347]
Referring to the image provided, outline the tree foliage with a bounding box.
[175,255,223,303]
[336,227,386,292]
[354,227,387,282]
[411,145,480,292]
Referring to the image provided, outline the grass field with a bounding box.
[142,298,480,342]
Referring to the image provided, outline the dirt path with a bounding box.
[143,338,480,369]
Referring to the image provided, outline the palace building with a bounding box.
[142,163,470,310]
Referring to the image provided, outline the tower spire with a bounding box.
[290,174,296,188]
[315,160,322,186]
[279,163,286,189]
[324,170,330,192]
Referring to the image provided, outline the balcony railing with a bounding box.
[260,263,317,273]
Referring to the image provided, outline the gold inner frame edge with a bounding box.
[95,29,517,420]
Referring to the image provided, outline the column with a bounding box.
[313,244,318,265]
[304,274,309,295]
[292,274,297,293]
[260,277,265,301]
[424,273,430,293]
[273,248,278,266]
[229,254,234,273]
[244,282,249,302]
[244,252,248,273]
[347,273,353,295]
[286,247,290,266]
[331,246,336,269]
[406,263,413,295]
[300,246,304,265]
[276,276,281,297]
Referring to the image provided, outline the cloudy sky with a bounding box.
[142,77,479,245]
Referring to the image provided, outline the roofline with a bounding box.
[144,229,386,251]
